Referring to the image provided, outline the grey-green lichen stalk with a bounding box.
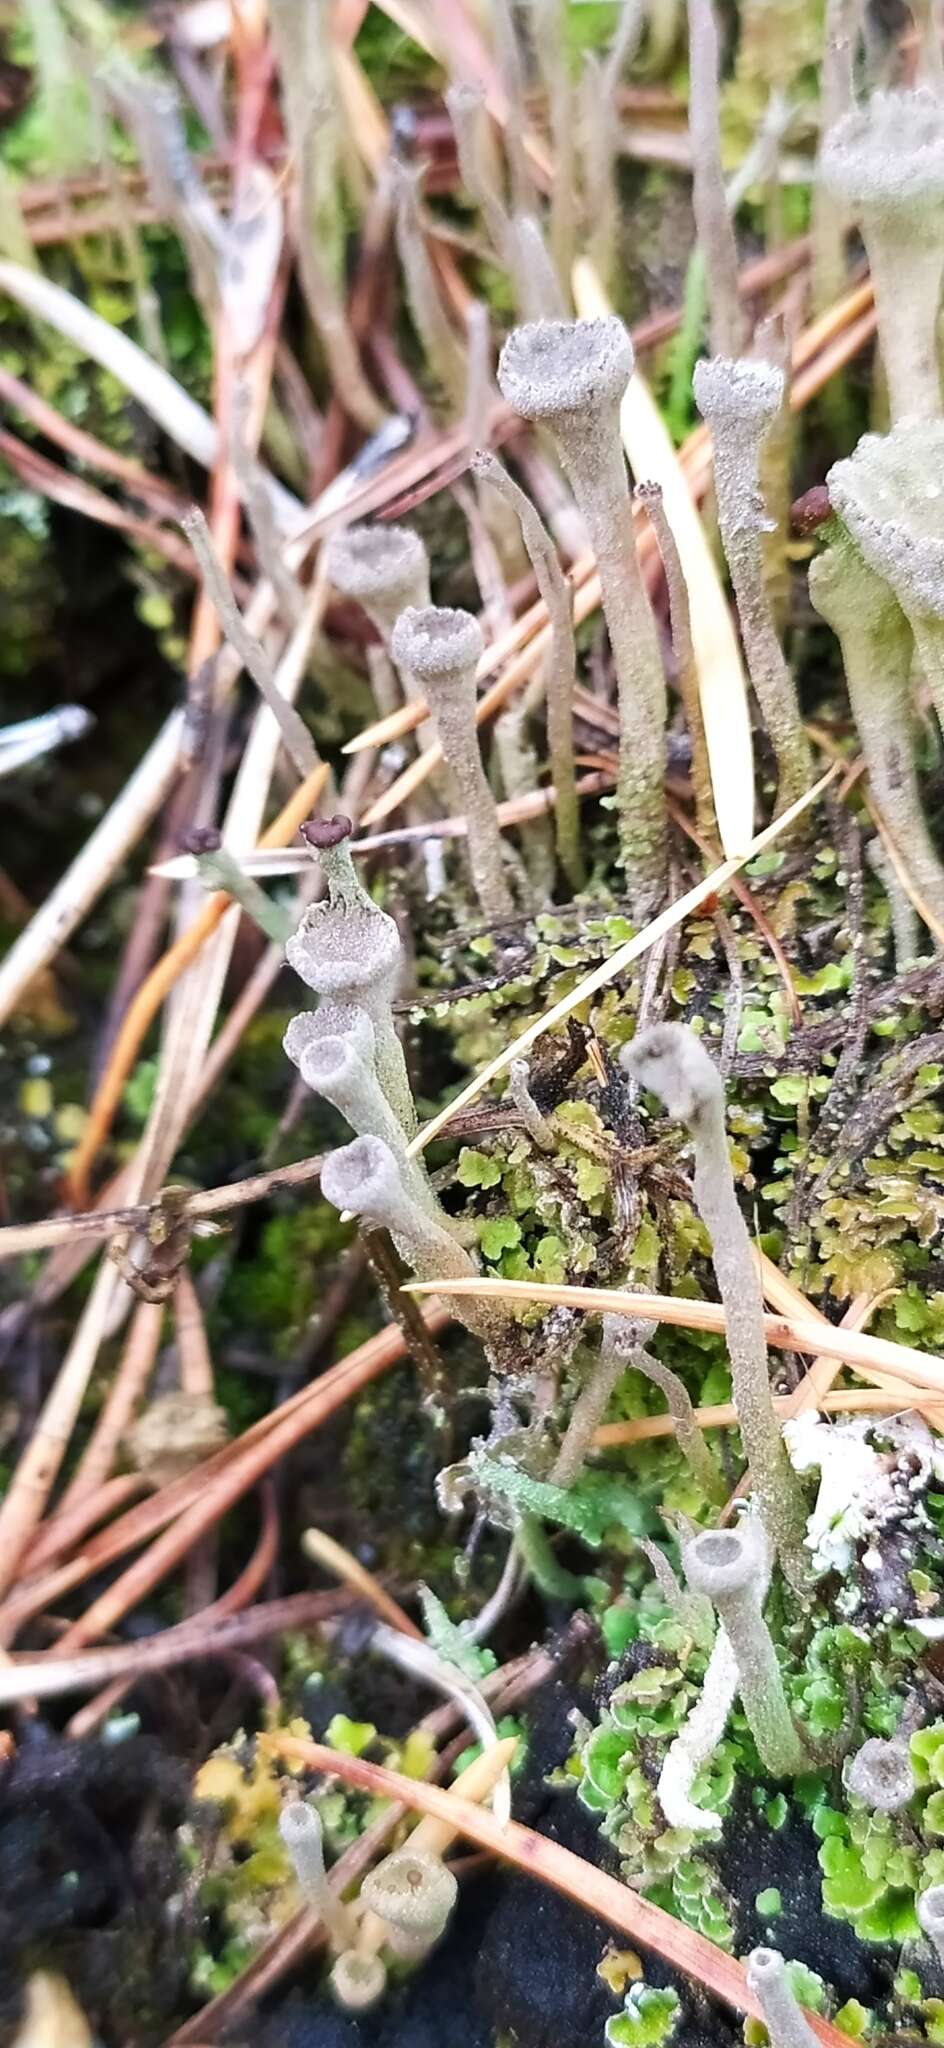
[497,317,668,911]
[391,605,515,923]
[820,90,944,423]
[827,421,944,763]
[596,1313,726,1505]
[285,818,415,1133]
[624,1024,808,1580]
[472,447,584,891]
[693,356,812,814]
[683,1524,810,1777]
[746,1947,821,2048]
[320,1135,503,1346]
[808,527,944,929]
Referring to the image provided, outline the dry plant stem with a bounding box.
[595,1388,918,1446]
[686,0,747,357]
[694,357,813,813]
[809,539,944,927]
[391,607,515,920]
[266,1735,851,2047]
[635,480,718,850]
[446,82,513,270]
[302,1525,421,1637]
[491,0,540,218]
[0,707,185,1032]
[173,1268,214,1398]
[578,55,619,294]
[866,836,919,968]
[393,161,467,409]
[64,758,328,1207]
[532,0,576,290]
[229,386,305,628]
[497,319,667,903]
[21,1306,449,1657]
[0,1153,330,1265]
[293,211,385,431]
[549,1313,657,1488]
[747,1949,822,2048]
[472,449,583,888]
[182,508,319,779]
[0,1257,127,1616]
[509,215,566,322]
[58,1298,162,1511]
[0,1591,352,1709]
[683,1524,809,1776]
[810,0,861,313]
[508,1059,555,1152]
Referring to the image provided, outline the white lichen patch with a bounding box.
[785,1410,944,1576]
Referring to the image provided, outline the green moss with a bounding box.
[606,1985,681,2047]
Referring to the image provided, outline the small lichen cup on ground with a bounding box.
[692,354,812,813]
[359,1846,458,1961]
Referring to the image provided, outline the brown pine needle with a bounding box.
[2,1305,449,1653]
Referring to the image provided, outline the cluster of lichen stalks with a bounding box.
[255,33,944,2034]
[277,1798,457,2013]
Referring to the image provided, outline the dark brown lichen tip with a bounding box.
[300,815,354,848]
[391,604,484,680]
[497,316,633,422]
[182,825,223,856]
[323,522,426,599]
[791,484,832,536]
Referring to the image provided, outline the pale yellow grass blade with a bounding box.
[405,1275,944,1399]
[573,258,754,858]
[405,764,837,1155]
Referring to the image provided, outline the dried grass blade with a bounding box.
[405,765,837,1154]
[0,709,185,1032]
[0,1258,124,1613]
[0,261,301,526]
[572,257,754,858]
[404,1275,944,1400]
